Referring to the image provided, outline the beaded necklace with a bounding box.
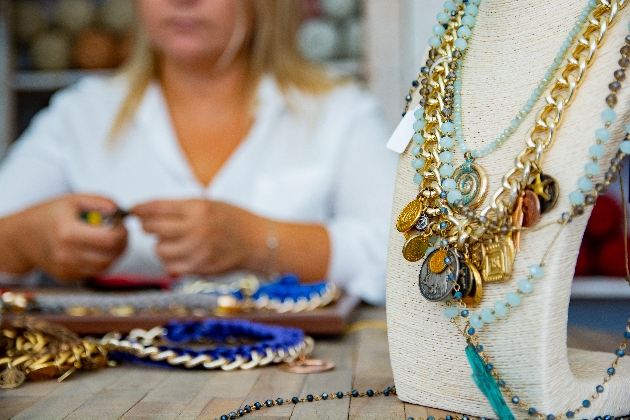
[397,0,622,305]
[395,0,630,418]
[404,1,598,161]
[215,3,630,419]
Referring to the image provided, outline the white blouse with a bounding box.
[0,75,398,304]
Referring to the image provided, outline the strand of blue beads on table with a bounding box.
[217,387,397,419]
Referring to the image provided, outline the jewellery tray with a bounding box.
[0,290,360,335]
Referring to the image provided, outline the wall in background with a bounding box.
[0,0,442,159]
[364,0,442,128]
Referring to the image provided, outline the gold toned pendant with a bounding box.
[452,161,488,210]
[419,248,459,301]
[396,199,424,232]
[481,236,515,283]
[429,249,448,273]
[402,234,430,262]
[471,242,485,269]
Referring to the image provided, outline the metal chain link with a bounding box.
[483,0,626,221]
[0,328,107,388]
[100,329,314,371]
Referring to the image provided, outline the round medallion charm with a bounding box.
[429,249,448,273]
[460,260,483,306]
[521,190,541,228]
[0,368,26,389]
[452,162,488,210]
[396,199,424,232]
[538,173,559,214]
[402,234,430,262]
[419,248,459,301]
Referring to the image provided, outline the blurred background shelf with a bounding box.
[12,69,113,91]
[0,0,439,159]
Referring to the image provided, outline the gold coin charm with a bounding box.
[396,199,424,232]
[481,236,516,283]
[429,249,448,273]
[0,367,26,389]
[402,234,430,262]
[419,249,459,301]
[452,161,488,210]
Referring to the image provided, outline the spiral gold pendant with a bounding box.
[452,162,488,210]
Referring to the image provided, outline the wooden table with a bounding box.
[1,306,623,420]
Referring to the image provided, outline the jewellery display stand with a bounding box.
[386,1,630,418]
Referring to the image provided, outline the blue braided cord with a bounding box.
[110,318,306,369]
[250,274,329,301]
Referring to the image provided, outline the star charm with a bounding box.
[528,173,552,201]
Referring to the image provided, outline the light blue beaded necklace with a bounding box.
[408,0,598,208]
[401,1,630,418]
[441,22,630,419]
[453,0,597,159]
[569,22,630,206]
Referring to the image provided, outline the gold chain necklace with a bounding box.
[397,0,624,305]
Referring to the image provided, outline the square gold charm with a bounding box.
[481,238,514,283]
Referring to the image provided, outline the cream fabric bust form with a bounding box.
[386,1,630,418]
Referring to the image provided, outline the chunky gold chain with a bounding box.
[442,0,627,247]
[100,327,313,371]
[482,0,626,221]
[0,324,107,389]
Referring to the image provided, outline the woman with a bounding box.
[0,0,396,304]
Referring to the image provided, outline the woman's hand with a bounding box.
[0,194,128,280]
[131,199,267,276]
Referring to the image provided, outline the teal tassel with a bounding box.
[465,344,516,420]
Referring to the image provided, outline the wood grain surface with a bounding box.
[1,306,625,420]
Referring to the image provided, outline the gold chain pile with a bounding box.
[0,319,108,389]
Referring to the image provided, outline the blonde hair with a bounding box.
[111,0,338,139]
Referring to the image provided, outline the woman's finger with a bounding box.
[131,200,187,219]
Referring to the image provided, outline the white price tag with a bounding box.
[386,105,419,154]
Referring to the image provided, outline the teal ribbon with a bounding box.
[465,344,516,420]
